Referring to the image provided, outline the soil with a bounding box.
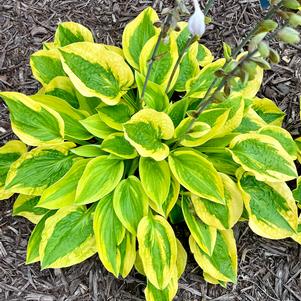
[0,0,301,300]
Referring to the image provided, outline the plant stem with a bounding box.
[232,1,282,57]
[198,2,284,106]
[164,0,216,94]
[140,30,164,103]
[201,1,283,106]
[175,1,285,144]
[143,0,217,99]
[165,35,197,93]
[194,49,257,115]
[174,49,258,145]
[140,14,173,104]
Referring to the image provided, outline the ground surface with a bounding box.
[0,0,301,300]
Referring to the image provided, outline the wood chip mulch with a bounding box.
[0,0,301,300]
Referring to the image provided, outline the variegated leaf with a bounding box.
[40,206,96,269]
[168,148,224,204]
[124,109,174,161]
[137,214,177,290]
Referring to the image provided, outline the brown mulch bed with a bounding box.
[1,0,301,300]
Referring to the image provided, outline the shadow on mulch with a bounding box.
[0,0,301,300]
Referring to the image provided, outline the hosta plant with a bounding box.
[1,5,301,300]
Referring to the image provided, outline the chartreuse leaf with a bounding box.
[198,133,238,150]
[182,196,217,255]
[258,126,298,159]
[168,148,224,204]
[144,239,186,301]
[175,21,213,69]
[71,145,106,158]
[80,114,116,139]
[0,140,27,200]
[26,210,56,264]
[235,108,267,133]
[212,96,245,136]
[93,193,126,277]
[197,108,230,132]
[0,187,14,201]
[203,272,227,287]
[231,53,263,99]
[238,172,298,239]
[176,239,187,278]
[191,173,243,230]
[167,98,189,128]
[97,102,134,131]
[140,32,179,92]
[186,59,226,98]
[103,44,124,58]
[0,92,64,146]
[137,214,177,290]
[37,76,79,108]
[43,42,55,50]
[189,229,237,283]
[75,92,101,115]
[13,195,48,224]
[205,151,240,176]
[158,176,180,218]
[174,42,199,92]
[119,230,136,278]
[135,250,145,275]
[135,237,186,280]
[31,94,92,141]
[39,206,96,269]
[30,49,65,85]
[5,143,74,195]
[292,215,301,244]
[59,42,134,105]
[38,159,89,209]
[101,133,138,159]
[175,21,212,68]
[124,109,175,161]
[175,22,190,52]
[197,44,214,67]
[113,176,149,235]
[54,22,94,47]
[136,72,169,112]
[252,97,285,126]
[139,157,170,210]
[229,133,298,182]
[75,155,124,205]
[176,108,229,147]
[145,271,178,301]
[43,38,124,57]
[122,7,159,70]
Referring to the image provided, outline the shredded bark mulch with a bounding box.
[0,0,301,300]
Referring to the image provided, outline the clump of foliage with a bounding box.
[1,1,301,299]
